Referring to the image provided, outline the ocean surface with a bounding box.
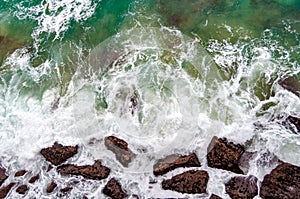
[0,0,300,198]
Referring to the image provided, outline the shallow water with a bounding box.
[0,0,300,198]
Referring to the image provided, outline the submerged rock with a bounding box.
[40,142,78,166]
[102,178,128,199]
[0,182,16,198]
[225,175,258,199]
[210,194,223,199]
[57,160,110,180]
[46,181,57,193]
[29,174,40,184]
[14,170,27,177]
[0,166,8,186]
[260,162,300,199]
[153,153,201,176]
[278,75,300,97]
[16,185,29,195]
[207,136,245,174]
[104,136,135,167]
[162,170,209,194]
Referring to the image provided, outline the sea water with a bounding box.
[0,0,300,198]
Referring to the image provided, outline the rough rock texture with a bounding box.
[16,185,28,195]
[162,170,209,194]
[260,162,300,199]
[60,186,72,193]
[278,75,300,97]
[207,136,245,174]
[40,143,78,166]
[29,174,40,184]
[57,160,110,180]
[104,136,135,167]
[0,182,15,198]
[14,170,27,177]
[153,153,201,176]
[287,115,300,132]
[102,178,128,199]
[46,181,57,193]
[0,166,8,186]
[210,194,223,199]
[225,175,258,199]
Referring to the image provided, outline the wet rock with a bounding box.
[14,170,27,177]
[153,153,201,176]
[225,175,258,199]
[0,182,16,198]
[16,185,28,195]
[60,186,72,193]
[29,174,39,184]
[0,166,8,186]
[40,142,78,166]
[162,170,209,194]
[102,178,128,199]
[46,181,57,193]
[104,136,135,167]
[210,194,223,199]
[278,75,300,97]
[238,152,256,174]
[57,160,110,180]
[207,136,245,174]
[287,115,300,132]
[47,165,53,172]
[260,162,300,199]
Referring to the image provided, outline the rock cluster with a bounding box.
[102,178,128,199]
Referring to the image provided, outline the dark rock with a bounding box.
[162,170,209,194]
[57,160,110,180]
[0,166,8,187]
[28,174,39,184]
[16,185,28,195]
[40,142,78,166]
[46,181,57,193]
[47,165,53,172]
[238,152,256,174]
[225,175,258,199]
[14,170,27,177]
[278,75,300,97]
[153,153,201,176]
[102,178,128,199]
[287,115,300,132]
[104,136,135,167]
[0,182,16,198]
[210,194,223,199]
[60,186,72,193]
[207,136,245,174]
[260,162,300,199]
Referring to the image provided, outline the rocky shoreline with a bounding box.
[0,134,299,199]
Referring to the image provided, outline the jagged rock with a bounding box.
[16,185,28,195]
[287,115,300,132]
[278,75,300,97]
[40,142,78,166]
[207,136,245,174]
[0,166,8,186]
[46,181,57,193]
[29,174,39,184]
[162,170,209,194]
[104,136,135,167]
[260,162,300,199]
[57,160,110,180]
[210,194,223,199]
[153,153,201,176]
[102,178,128,199]
[0,183,15,198]
[14,170,27,177]
[60,186,72,193]
[225,175,258,199]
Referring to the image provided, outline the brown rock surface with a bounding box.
[225,175,258,199]
[0,166,8,187]
[14,170,27,177]
[162,170,209,194]
[29,174,40,184]
[0,182,15,198]
[57,160,110,180]
[153,153,201,176]
[46,181,57,193]
[104,136,135,167]
[207,136,245,174]
[260,162,300,199]
[16,185,28,195]
[278,75,300,97]
[40,142,78,166]
[210,194,223,199]
[60,186,72,193]
[102,178,128,199]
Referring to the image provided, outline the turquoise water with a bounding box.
[0,0,300,198]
